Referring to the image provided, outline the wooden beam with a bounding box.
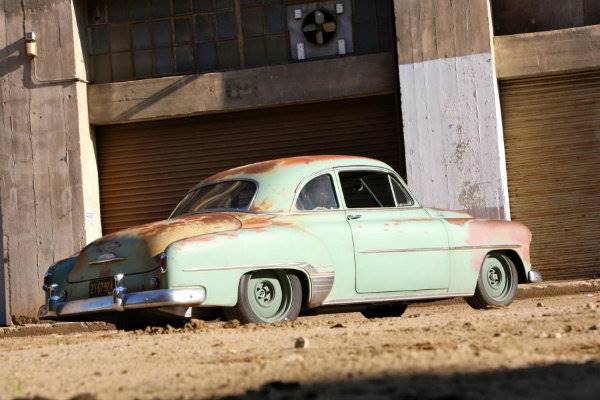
[87,53,396,125]
[494,25,600,80]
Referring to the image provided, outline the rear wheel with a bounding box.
[224,270,302,324]
[361,303,408,319]
[465,252,518,309]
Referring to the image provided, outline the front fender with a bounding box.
[164,226,335,307]
[43,255,78,296]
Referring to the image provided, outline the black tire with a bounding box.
[465,252,518,309]
[224,270,303,324]
[361,303,408,319]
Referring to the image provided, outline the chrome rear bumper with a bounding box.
[527,269,543,283]
[38,287,206,319]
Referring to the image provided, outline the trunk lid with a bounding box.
[68,213,241,283]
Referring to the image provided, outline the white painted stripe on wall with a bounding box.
[399,52,510,220]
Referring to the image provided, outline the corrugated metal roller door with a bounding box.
[97,94,402,233]
[500,71,600,280]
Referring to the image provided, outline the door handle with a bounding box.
[347,214,362,220]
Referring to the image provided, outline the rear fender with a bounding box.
[165,226,335,307]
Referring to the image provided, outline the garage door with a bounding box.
[97,94,402,233]
[500,71,600,280]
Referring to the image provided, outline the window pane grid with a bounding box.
[87,0,393,83]
[88,0,239,82]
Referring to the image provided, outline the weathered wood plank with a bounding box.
[494,25,600,80]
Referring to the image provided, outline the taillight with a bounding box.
[43,271,53,291]
[156,252,167,274]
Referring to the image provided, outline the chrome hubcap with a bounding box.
[488,266,502,287]
[255,281,275,305]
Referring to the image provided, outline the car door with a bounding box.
[337,168,451,293]
[292,172,356,301]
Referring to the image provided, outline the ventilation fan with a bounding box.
[288,1,354,61]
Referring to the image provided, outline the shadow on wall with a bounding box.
[0,39,24,78]
[116,74,199,121]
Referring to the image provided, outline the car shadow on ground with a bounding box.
[212,361,599,400]
[11,362,600,400]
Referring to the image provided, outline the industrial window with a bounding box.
[296,174,339,211]
[491,0,600,36]
[85,0,395,83]
[240,0,288,67]
[352,0,394,54]
[339,171,396,209]
[87,0,240,82]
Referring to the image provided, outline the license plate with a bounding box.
[89,277,115,297]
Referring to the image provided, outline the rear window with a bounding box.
[171,180,257,217]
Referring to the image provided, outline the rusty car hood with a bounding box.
[68,213,242,282]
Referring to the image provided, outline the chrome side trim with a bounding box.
[322,292,472,306]
[181,262,326,273]
[360,244,521,254]
[88,257,127,265]
[182,262,335,308]
[38,287,206,319]
[527,269,543,283]
[306,273,335,308]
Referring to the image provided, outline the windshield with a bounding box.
[171,180,257,217]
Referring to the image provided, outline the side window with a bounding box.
[339,171,395,208]
[390,177,414,206]
[296,174,339,211]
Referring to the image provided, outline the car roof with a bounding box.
[197,155,397,213]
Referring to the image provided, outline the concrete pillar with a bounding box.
[0,0,100,320]
[394,0,510,220]
[0,192,7,326]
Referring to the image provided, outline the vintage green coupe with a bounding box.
[39,155,542,323]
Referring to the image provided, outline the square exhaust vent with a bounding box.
[288,0,353,61]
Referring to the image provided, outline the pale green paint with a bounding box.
[349,208,450,293]
[42,156,534,313]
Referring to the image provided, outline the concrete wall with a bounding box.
[0,193,7,326]
[0,0,100,322]
[88,52,397,125]
[394,0,509,220]
[494,25,600,80]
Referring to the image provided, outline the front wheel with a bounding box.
[465,252,518,309]
[224,270,302,324]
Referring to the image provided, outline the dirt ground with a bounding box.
[1,291,599,400]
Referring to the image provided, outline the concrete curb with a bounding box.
[517,279,600,299]
[0,321,115,338]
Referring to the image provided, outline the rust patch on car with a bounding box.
[237,214,276,230]
[465,220,532,265]
[205,155,372,182]
[250,200,273,212]
[467,220,531,247]
[446,218,471,226]
[68,213,242,282]
[278,155,369,167]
